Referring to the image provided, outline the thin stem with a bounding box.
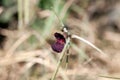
[99,75,120,79]
[71,34,107,56]
[18,0,23,30]
[52,8,64,28]
[42,0,61,37]
[24,0,30,26]
[51,8,69,33]
[51,37,70,80]
[65,44,70,71]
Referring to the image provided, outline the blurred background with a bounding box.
[0,0,120,80]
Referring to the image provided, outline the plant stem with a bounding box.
[51,37,70,80]
[71,34,107,56]
[24,0,30,26]
[99,75,120,79]
[18,0,23,30]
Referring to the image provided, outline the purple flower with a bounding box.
[51,32,66,53]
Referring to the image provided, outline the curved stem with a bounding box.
[72,34,107,56]
[51,37,70,80]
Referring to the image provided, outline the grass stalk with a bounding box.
[72,34,107,56]
[51,37,70,80]
[42,0,61,37]
[24,0,30,26]
[99,75,120,79]
[18,0,23,30]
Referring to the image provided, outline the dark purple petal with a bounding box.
[51,42,65,53]
[51,32,66,53]
[54,32,66,43]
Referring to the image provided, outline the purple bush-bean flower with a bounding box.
[51,32,66,53]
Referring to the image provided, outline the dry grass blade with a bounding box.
[18,0,24,29]
[60,0,74,19]
[0,50,47,66]
[24,0,30,25]
[51,37,70,80]
[99,75,120,80]
[6,32,31,57]
[72,34,108,57]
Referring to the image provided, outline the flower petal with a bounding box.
[51,42,65,53]
[54,32,66,43]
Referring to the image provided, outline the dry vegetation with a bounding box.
[0,0,120,80]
